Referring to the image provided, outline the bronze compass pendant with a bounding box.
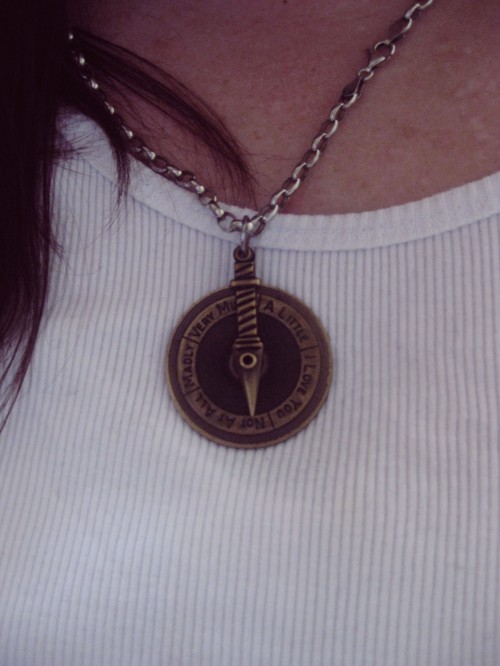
[166,248,332,448]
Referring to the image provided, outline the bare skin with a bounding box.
[76,0,500,214]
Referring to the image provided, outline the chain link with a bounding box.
[68,0,434,246]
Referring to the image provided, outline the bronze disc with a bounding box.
[166,285,332,449]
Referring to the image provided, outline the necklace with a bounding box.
[68,0,434,448]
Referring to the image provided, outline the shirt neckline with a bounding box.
[62,112,500,251]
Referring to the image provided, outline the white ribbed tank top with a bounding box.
[1,115,499,666]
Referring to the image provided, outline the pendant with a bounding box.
[166,248,332,448]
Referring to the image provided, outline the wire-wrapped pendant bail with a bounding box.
[239,216,252,254]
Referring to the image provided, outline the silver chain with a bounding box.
[68,0,434,249]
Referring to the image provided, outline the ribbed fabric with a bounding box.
[0,115,499,666]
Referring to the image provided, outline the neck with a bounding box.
[74,0,500,215]
[76,0,411,74]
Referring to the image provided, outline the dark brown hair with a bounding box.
[0,1,248,424]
